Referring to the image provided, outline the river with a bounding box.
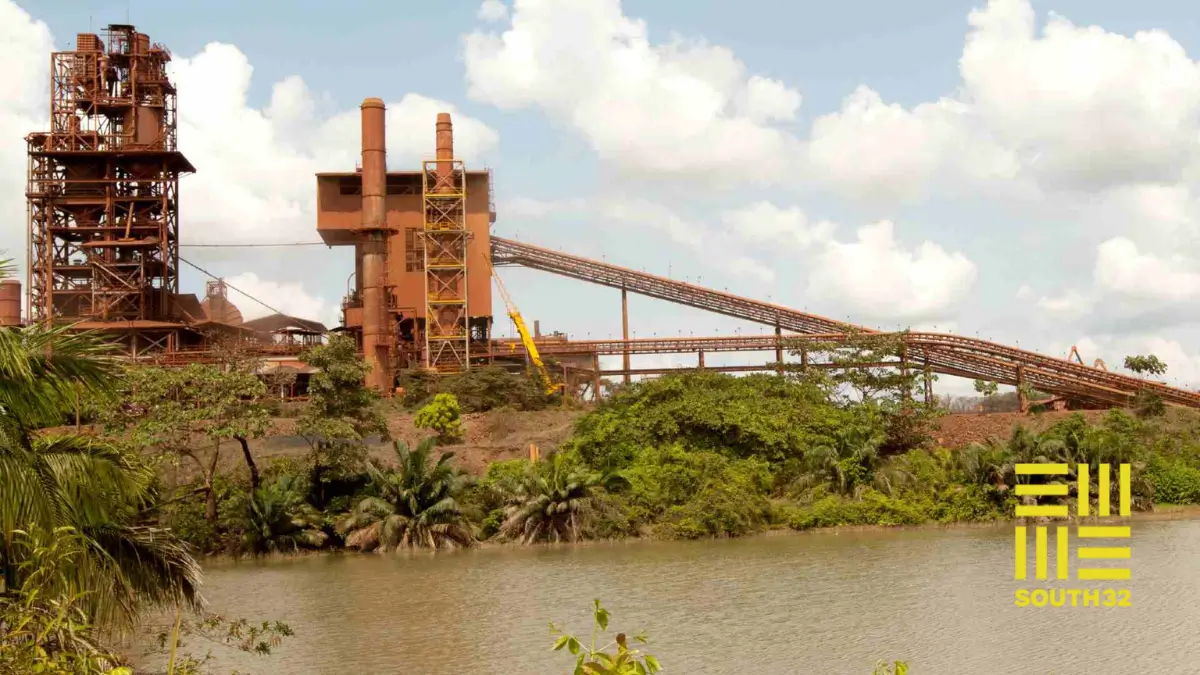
[148,519,1200,674]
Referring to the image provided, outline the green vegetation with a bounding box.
[973,379,998,398]
[413,392,465,442]
[400,364,555,412]
[10,263,1200,669]
[1124,354,1168,377]
[337,438,474,551]
[550,600,661,675]
[103,336,1200,561]
[548,600,908,674]
[0,250,295,671]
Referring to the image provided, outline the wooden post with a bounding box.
[800,348,808,372]
[621,288,630,385]
[698,350,705,368]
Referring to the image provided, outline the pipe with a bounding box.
[436,112,453,191]
[360,97,389,392]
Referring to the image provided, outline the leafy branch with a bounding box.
[550,600,661,675]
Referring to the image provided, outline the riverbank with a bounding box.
[193,504,1200,566]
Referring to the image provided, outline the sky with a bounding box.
[6,0,1200,395]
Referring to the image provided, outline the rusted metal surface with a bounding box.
[357,98,392,392]
[26,25,192,322]
[421,113,471,373]
[315,112,493,373]
[25,23,199,354]
[0,280,21,326]
[491,236,1200,409]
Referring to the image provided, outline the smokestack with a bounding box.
[360,97,390,392]
[435,112,453,191]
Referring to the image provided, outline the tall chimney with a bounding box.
[360,97,390,392]
[435,112,453,191]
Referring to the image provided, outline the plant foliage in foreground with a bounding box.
[551,600,661,675]
[0,286,201,629]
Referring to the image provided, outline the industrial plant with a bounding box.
[22,23,1200,411]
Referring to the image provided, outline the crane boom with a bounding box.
[487,260,560,395]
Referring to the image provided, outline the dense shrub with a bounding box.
[784,490,929,530]
[401,366,552,413]
[414,393,464,442]
[1145,457,1200,504]
[565,372,844,470]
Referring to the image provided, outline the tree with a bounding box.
[296,334,389,509]
[336,438,474,550]
[1124,354,1168,377]
[232,475,327,556]
[499,453,627,544]
[0,307,200,629]
[973,379,999,397]
[1132,389,1166,419]
[414,392,464,442]
[103,363,271,521]
[801,330,919,404]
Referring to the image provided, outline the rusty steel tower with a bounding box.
[26,24,194,350]
[421,114,471,372]
[357,98,395,391]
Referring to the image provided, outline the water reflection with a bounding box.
[150,521,1200,674]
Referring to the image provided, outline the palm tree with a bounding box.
[498,453,627,544]
[0,257,201,628]
[235,475,328,556]
[336,438,473,551]
[790,423,886,498]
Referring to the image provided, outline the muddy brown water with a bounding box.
[130,519,1200,674]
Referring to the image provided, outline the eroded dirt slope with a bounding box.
[929,410,1108,449]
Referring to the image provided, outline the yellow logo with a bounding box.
[1012,463,1132,608]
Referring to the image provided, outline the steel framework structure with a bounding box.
[491,237,1200,409]
[421,158,470,372]
[27,24,194,333]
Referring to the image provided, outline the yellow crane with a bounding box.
[487,259,561,396]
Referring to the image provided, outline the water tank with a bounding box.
[0,279,21,327]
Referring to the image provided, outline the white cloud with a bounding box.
[2,1,500,331]
[1016,284,1032,300]
[0,1,53,275]
[719,202,977,323]
[728,257,775,284]
[960,0,1200,190]
[1094,237,1200,303]
[599,197,706,249]
[806,220,978,324]
[462,0,1200,205]
[739,76,802,123]
[462,0,802,184]
[807,86,1018,201]
[1051,334,1200,388]
[170,43,498,245]
[803,0,1200,200]
[477,0,509,22]
[721,201,834,251]
[224,272,337,327]
[1035,289,1093,320]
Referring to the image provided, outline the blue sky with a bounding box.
[9,0,1200,393]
